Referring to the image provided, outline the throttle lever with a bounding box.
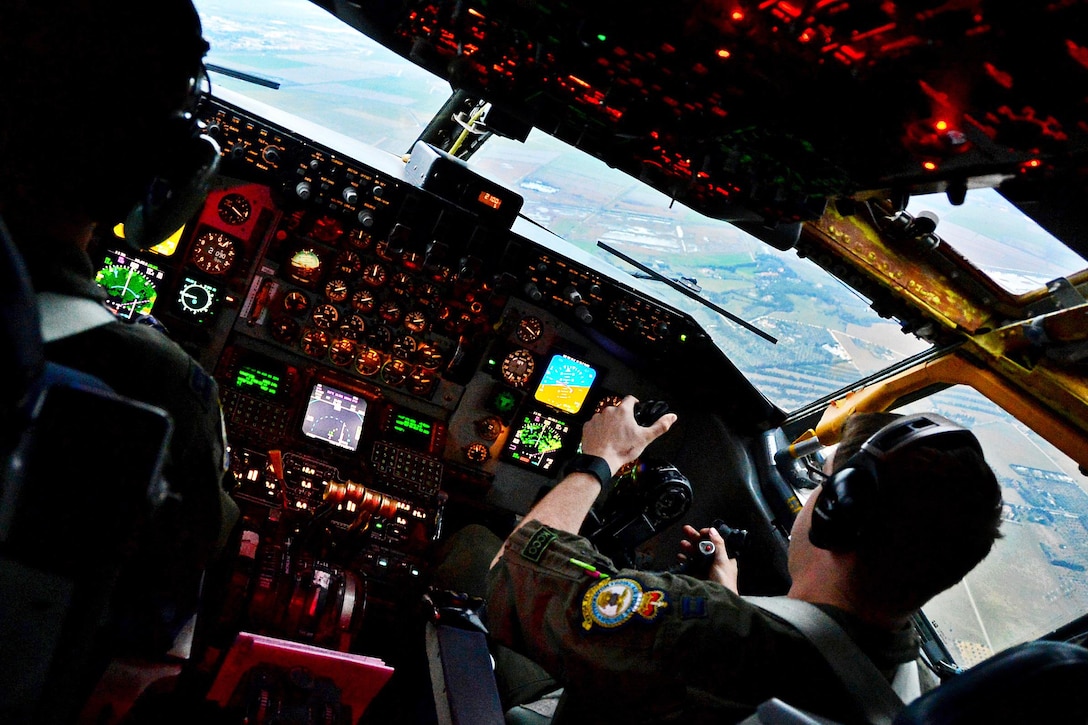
[669,519,750,576]
[633,399,670,426]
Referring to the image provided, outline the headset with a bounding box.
[122,65,222,251]
[808,412,982,551]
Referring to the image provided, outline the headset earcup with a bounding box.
[808,459,875,551]
[123,124,220,251]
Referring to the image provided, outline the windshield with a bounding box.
[194,0,1076,413]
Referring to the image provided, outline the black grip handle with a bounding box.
[633,399,670,426]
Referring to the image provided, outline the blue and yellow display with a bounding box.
[534,353,597,414]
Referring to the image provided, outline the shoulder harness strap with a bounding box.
[37,291,117,343]
[745,595,911,725]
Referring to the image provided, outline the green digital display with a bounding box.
[393,413,431,436]
[235,365,281,397]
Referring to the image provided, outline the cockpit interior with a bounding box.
[5,1,1088,723]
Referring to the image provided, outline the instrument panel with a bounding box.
[88,93,745,644]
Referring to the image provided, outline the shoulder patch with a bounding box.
[581,577,668,631]
[521,527,558,562]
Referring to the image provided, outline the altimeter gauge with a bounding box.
[191,230,239,275]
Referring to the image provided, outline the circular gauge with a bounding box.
[335,323,358,341]
[288,247,323,284]
[300,328,330,357]
[416,283,441,308]
[465,442,490,463]
[375,239,397,261]
[270,316,300,344]
[348,228,372,250]
[501,348,535,388]
[354,347,383,376]
[595,395,624,415]
[351,289,376,313]
[390,272,414,296]
[310,215,343,243]
[416,344,444,371]
[283,290,310,314]
[381,358,411,387]
[334,250,363,277]
[391,334,417,360]
[96,264,157,318]
[177,279,216,316]
[328,337,356,366]
[476,416,503,442]
[407,369,436,396]
[516,315,543,343]
[361,262,387,287]
[217,193,251,225]
[346,313,367,335]
[402,251,425,270]
[378,300,402,324]
[311,303,339,329]
[325,278,349,303]
[430,264,452,283]
[403,310,428,333]
[191,231,238,275]
[366,324,393,350]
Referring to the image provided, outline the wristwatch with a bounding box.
[560,453,613,489]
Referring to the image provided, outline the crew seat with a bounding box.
[0,215,174,725]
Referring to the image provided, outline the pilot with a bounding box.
[0,0,239,656]
[486,398,1003,723]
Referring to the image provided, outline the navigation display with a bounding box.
[502,408,572,472]
[533,353,597,415]
[94,249,167,319]
[301,383,368,452]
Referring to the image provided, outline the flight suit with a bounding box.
[487,520,918,724]
[20,235,240,654]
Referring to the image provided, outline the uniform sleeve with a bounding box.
[486,521,774,716]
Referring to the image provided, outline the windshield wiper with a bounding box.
[206,63,281,90]
[597,241,777,344]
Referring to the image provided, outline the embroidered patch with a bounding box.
[521,527,558,562]
[581,577,668,631]
[680,596,708,619]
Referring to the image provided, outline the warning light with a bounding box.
[731,10,744,21]
[716,48,731,59]
[935,120,949,131]
[922,161,938,171]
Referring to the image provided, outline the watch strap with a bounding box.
[561,454,614,489]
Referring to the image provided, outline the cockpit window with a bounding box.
[195,0,1073,417]
[474,131,934,410]
[195,0,449,159]
[907,189,1086,296]
[895,387,1088,667]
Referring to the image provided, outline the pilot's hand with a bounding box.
[581,395,676,476]
[678,524,739,593]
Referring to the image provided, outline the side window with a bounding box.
[897,387,1088,667]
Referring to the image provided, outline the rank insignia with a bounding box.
[521,527,558,562]
[581,577,668,631]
